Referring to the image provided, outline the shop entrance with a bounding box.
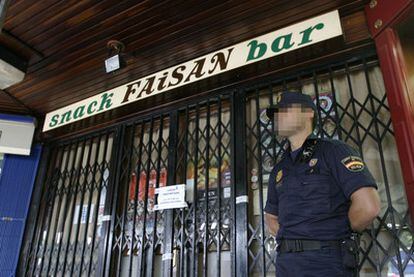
[21,52,413,276]
[108,96,234,276]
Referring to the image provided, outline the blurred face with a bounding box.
[273,104,314,137]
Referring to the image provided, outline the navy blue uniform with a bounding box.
[265,135,377,276]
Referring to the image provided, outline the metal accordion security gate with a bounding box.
[22,130,119,276]
[20,52,414,276]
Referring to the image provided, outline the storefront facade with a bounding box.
[1,1,412,276]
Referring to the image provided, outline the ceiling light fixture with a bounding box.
[105,40,125,73]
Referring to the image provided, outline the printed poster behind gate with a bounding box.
[124,167,167,256]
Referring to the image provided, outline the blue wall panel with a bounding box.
[0,145,42,277]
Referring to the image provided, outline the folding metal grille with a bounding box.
[172,96,234,277]
[109,116,171,276]
[20,53,414,277]
[23,130,116,276]
[107,96,235,277]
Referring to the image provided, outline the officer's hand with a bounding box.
[265,213,280,236]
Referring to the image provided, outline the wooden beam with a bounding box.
[1,30,44,59]
[0,88,39,117]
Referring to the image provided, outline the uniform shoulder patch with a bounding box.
[341,156,365,172]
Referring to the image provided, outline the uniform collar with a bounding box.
[286,133,317,153]
[284,133,319,163]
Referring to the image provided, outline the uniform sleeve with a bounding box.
[264,166,279,216]
[326,141,377,199]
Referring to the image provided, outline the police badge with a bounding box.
[275,93,282,104]
[309,158,318,167]
[275,170,283,187]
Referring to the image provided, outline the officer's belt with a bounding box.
[278,239,342,253]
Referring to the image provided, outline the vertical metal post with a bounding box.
[192,104,201,277]
[102,126,126,277]
[203,101,211,277]
[233,90,249,276]
[179,107,189,277]
[255,90,266,277]
[216,97,222,277]
[162,110,179,276]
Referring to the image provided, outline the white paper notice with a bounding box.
[154,184,188,210]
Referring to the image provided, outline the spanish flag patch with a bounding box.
[341,156,365,172]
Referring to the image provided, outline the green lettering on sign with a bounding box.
[98,93,114,111]
[246,40,267,62]
[271,33,295,53]
[49,115,59,128]
[298,23,325,46]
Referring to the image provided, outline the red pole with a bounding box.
[374,27,414,224]
[366,0,414,224]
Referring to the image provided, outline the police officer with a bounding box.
[264,91,381,277]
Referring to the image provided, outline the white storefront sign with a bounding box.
[43,10,342,132]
